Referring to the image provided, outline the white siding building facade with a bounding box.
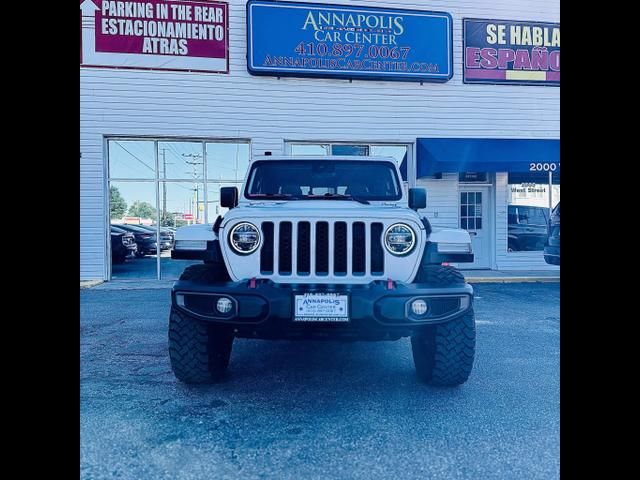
[80,0,560,280]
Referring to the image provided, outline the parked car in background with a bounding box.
[110,226,137,264]
[113,224,158,257]
[507,205,549,252]
[544,202,560,265]
[135,225,175,250]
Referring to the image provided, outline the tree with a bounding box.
[127,201,157,220]
[161,212,176,227]
[109,186,127,219]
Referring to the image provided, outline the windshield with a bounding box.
[244,160,402,201]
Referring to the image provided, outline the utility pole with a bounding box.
[194,185,200,224]
[183,152,204,223]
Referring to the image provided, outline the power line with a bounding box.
[118,142,156,177]
[165,143,184,161]
[113,141,155,173]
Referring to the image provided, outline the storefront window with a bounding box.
[331,144,369,156]
[507,171,559,252]
[109,181,158,279]
[108,140,155,179]
[370,145,407,165]
[206,142,250,182]
[290,144,330,155]
[287,143,408,181]
[158,141,204,180]
[107,138,250,280]
[159,182,205,279]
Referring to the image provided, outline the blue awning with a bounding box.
[416,138,560,177]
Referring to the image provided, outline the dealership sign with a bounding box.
[80,0,229,73]
[463,19,560,86]
[246,0,452,82]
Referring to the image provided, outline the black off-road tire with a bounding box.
[179,263,230,283]
[411,311,476,386]
[170,262,233,383]
[413,264,465,286]
[411,264,474,386]
[168,308,233,383]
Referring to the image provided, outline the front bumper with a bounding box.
[139,241,157,254]
[171,241,221,262]
[172,279,473,340]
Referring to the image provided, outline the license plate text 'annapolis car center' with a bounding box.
[294,293,349,322]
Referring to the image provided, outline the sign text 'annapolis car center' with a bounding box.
[246,0,453,82]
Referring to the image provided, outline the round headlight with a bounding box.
[229,222,260,254]
[384,223,416,255]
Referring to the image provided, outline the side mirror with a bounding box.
[220,186,238,209]
[408,188,426,210]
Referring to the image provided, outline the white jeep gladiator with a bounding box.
[169,155,476,386]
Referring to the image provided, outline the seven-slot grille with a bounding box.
[259,221,385,277]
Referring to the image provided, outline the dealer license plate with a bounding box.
[294,293,349,322]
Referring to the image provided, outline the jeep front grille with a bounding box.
[260,221,385,277]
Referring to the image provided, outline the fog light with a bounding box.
[411,299,428,316]
[216,297,233,314]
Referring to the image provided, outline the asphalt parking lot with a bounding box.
[80,282,559,480]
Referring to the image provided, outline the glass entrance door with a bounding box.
[460,188,491,269]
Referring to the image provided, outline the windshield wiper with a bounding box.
[307,193,370,205]
[249,193,300,200]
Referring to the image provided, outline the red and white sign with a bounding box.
[183,213,194,220]
[80,0,229,73]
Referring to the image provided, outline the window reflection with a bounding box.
[507,172,559,253]
[289,144,330,155]
[158,142,204,181]
[159,182,206,280]
[109,181,158,279]
[206,142,250,182]
[108,140,155,179]
[107,138,250,280]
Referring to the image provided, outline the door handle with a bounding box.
[469,232,478,236]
